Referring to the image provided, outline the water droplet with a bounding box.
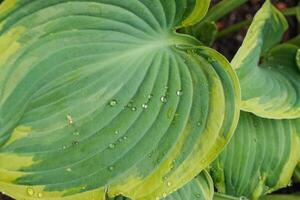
[131,107,137,111]
[148,94,153,99]
[27,187,34,196]
[239,196,248,200]
[160,96,167,103]
[73,131,80,136]
[66,168,72,172]
[167,182,172,187]
[148,153,152,158]
[38,193,43,198]
[176,90,183,96]
[142,103,148,109]
[118,138,123,142]
[288,181,293,187]
[201,159,207,164]
[170,164,174,170]
[197,121,201,126]
[195,194,202,198]
[167,107,174,120]
[208,57,216,63]
[109,100,117,107]
[163,176,167,181]
[67,115,74,125]
[72,141,79,145]
[108,143,115,149]
[162,193,167,198]
[108,166,114,171]
[123,136,128,140]
[62,145,67,150]
[114,130,119,135]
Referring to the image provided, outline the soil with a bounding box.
[0,0,299,200]
[212,0,299,60]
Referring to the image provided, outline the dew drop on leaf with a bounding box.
[27,187,34,196]
[167,107,174,120]
[108,143,115,149]
[160,96,167,103]
[123,136,128,140]
[67,114,74,125]
[167,182,172,187]
[176,90,183,96]
[109,100,117,107]
[142,103,148,109]
[108,166,114,171]
[162,193,167,198]
[38,193,43,198]
[148,94,153,99]
[73,131,80,136]
[114,130,119,135]
[131,107,137,111]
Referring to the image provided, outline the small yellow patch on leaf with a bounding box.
[4,125,32,147]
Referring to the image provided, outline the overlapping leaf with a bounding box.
[0,0,240,199]
[165,171,214,200]
[210,112,300,200]
[108,170,214,200]
[231,0,300,119]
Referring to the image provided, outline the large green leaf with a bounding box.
[210,112,300,200]
[108,170,214,200]
[180,21,218,47]
[0,0,240,199]
[165,170,214,200]
[231,1,300,119]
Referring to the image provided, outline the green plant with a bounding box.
[0,0,299,200]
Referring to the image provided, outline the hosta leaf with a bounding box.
[203,0,249,22]
[180,21,218,47]
[213,193,242,200]
[107,170,214,200]
[210,112,300,200]
[0,0,240,199]
[165,170,214,200]
[232,0,300,119]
